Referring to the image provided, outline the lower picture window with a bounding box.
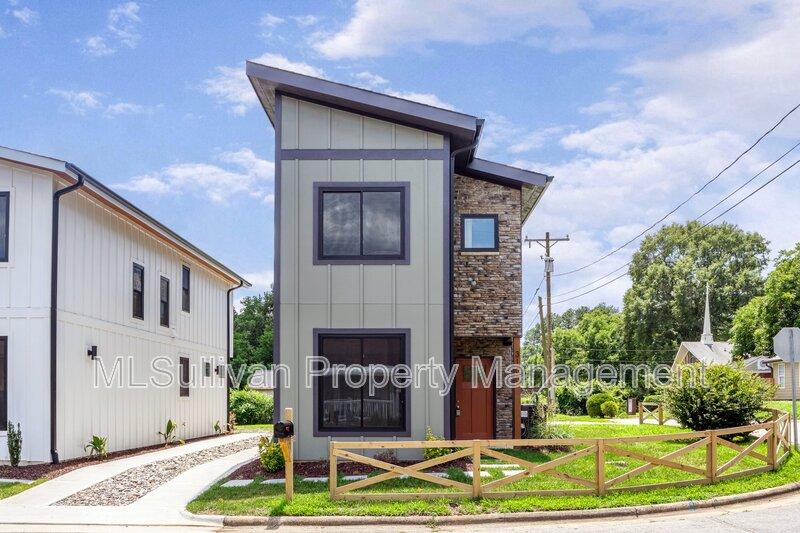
[316,333,406,433]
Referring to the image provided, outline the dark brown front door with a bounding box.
[454,357,494,439]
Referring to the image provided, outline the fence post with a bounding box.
[329,440,337,499]
[596,439,605,496]
[638,403,643,424]
[707,431,717,482]
[769,412,778,469]
[658,404,664,425]
[472,440,482,498]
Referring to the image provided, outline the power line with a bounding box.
[550,141,800,301]
[553,102,800,278]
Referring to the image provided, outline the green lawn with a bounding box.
[236,425,272,432]
[0,480,40,500]
[188,423,797,517]
[767,401,797,415]
[551,413,635,422]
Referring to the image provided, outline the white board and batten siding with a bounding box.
[54,188,230,461]
[278,96,447,459]
[0,160,53,462]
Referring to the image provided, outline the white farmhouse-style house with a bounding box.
[0,147,249,464]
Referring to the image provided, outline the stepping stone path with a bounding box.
[501,470,526,477]
[262,478,285,485]
[464,470,490,478]
[221,479,252,488]
[55,436,260,506]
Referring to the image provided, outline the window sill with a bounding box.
[460,251,500,256]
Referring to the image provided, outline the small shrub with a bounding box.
[600,400,620,419]
[665,363,774,431]
[586,392,615,418]
[229,389,274,425]
[84,435,108,459]
[227,411,237,432]
[258,436,285,473]
[6,422,22,467]
[423,426,453,460]
[643,394,664,404]
[555,383,587,415]
[158,419,179,446]
[374,449,397,464]
[213,420,223,434]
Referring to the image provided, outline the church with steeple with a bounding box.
[671,284,734,369]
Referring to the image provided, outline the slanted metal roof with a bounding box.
[246,61,481,151]
[0,145,250,287]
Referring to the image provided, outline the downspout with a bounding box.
[448,138,480,438]
[50,162,87,464]
[226,281,244,428]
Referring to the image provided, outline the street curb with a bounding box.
[218,481,800,527]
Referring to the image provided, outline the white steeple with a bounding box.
[701,283,713,345]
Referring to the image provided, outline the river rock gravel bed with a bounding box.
[55,436,260,506]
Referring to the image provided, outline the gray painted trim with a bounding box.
[462,158,552,188]
[280,149,448,160]
[312,182,411,266]
[311,328,412,438]
[273,94,282,424]
[246,62,479,148]
[443,135,452,440]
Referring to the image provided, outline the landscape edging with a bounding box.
[219,481,800,527]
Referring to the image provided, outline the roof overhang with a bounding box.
[246,61,481,151]
[0,146,250,287]
[458,158,553,224]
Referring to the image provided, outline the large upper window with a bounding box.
[316,333,407,434]
[461,214,498,252]
[181,266,191,313]
[315,183,408,263]
[0,192,9,262]
[160,276,170,328]
[132,263,145,320]
[0,337,7,429]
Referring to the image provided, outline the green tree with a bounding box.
[232,291,274,388]
[622,221,768,359]
[577,306,623,364]
[731,243,800,356]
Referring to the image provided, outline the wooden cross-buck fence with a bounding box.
[328,410,791,501]
[638,402,675,425]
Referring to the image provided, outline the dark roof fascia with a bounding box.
[458,157,553,189]
[246,61,480,149]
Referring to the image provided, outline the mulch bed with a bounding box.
[230,457,472,480]
[0,433,223,482]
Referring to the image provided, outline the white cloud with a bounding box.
[116,148,275,204]
[105,101,152,116]
[313,0,596,59]
[353,71,389,90]
[0,23,6,38]
[259,13,285,28]
[80,2,142,56]
[83,36,114,57]
[385,90,455,110]
[479,112,564,156]
[11,7,37,25]
[350,71,454,109]
[243,269,274,290]
[107,2,141,47]
[203,53,324,116]
[292,15,318,27]
[47,89,104,115]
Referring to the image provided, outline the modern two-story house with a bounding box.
[0,147,249,464]
[247,63,552,459]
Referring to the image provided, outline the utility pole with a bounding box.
[537,296,550,398]
[525,232,570,406]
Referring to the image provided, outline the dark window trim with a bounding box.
[181,265,191,313]
[0,191,8,263]
[0,337,7,430]
[132,263,145,320]
[179,356,190,397]
[460,214,499,252]
[313,182,411,265]
[312,328,411,437]
[159,276,170,328]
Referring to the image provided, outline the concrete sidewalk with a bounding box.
[0,432,260,528]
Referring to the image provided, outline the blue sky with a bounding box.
[2,1,799,330]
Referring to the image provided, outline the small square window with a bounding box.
[461,215,498,252]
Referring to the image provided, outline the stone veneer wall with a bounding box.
[453,173,522,337]
[453,337,515,439]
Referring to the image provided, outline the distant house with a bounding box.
[672,285,734,368]
[248,368,275,398]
